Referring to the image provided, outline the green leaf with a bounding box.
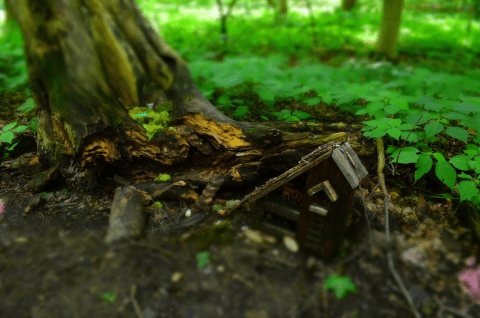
[217,95,230,105]
[445,127,469,143]
[364,129,386,138]
[389,118,402,127]
[436,161,456,189]
[12,125,28,133]
[336,93,356,106]
[16,98,35,113]
[196,251,211,269]
[387,128,401,140]
[433,152,446,162]
[415,154,433,182]
[398,123,415,131]
[304,97,321,106]
[257,89,275,102]
[384,104,401,115]
[458,173,473,179]
[469,161,480,174]
[285,116,300,122]
[6,142,19,151]
[392,147,419,164]
[400,131,422,142]
[390,96,409,110]
[450,155,472,171]
[234,106,249,119]
[0,131,14,143]
[457,181,479,201]
[443,111,468,120]
[453,103,478,114]
[260,116,269,121]
[292,110,311,119]
[404,114,428,125]
[3,122,16,131]
[324,274,357,300]
[102,293,116,303]
[424,122,444,139]
[322,94,333,104]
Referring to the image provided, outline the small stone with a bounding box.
[283,236,299,253]
[306,257,316,270]
[173,181,186,186]
[401,245,427,268]
[262,234,277,244]
[244,230,263,244]
[171,272,183,283]
[217,265,225,273]
[185,209,191,217]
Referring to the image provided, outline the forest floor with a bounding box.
[1,93,480,318]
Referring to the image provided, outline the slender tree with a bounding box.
[342,0,357,11]
[376,0,404,60]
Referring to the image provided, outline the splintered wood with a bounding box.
[223,142,339,215]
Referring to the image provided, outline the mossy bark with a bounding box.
[376,0,404,60]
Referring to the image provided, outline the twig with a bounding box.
[360,186,373,246]
[376,138,421,318]
[130,284,143,318]
[434,295,471,318]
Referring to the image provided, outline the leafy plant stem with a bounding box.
[376,138,421,318]
[394,110,426,174]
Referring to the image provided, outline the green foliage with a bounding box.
[155,174,171,182]
[324,274,358,300]
[128,107,171,140]
[153,201,163,210]
[196,251,211,269]
[0,21,28,92]
[0,122,28,157]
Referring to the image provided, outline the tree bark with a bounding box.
[4,0,15,22]
[342,0,356,11]
[6,0,356,186]
[279,0,288,15]
[376,0,404,60]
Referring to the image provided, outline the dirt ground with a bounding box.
[1,150,480,318]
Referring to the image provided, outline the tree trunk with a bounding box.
[4,0,14,22]
[376,0,404,60]
[342,0,356,11]
[279,0,288,15]
[6,0,353,187]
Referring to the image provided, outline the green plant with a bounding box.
[271,109,312,121]
[155,174,171,182]
[0,122,28,157]
[0,21,29,91]
[196,251,211,269]
[324,274,358,300]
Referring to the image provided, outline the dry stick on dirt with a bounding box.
[376,138,421,318]
[434,295,472,318]
[130,284,143,318]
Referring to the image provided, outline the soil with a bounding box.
[1,94,480,318]
[1,148,480,318]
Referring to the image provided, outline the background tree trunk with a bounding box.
[4,0,14,23]
[376,0,404,60]
[342,0,357,11]
[279,0,288,15]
